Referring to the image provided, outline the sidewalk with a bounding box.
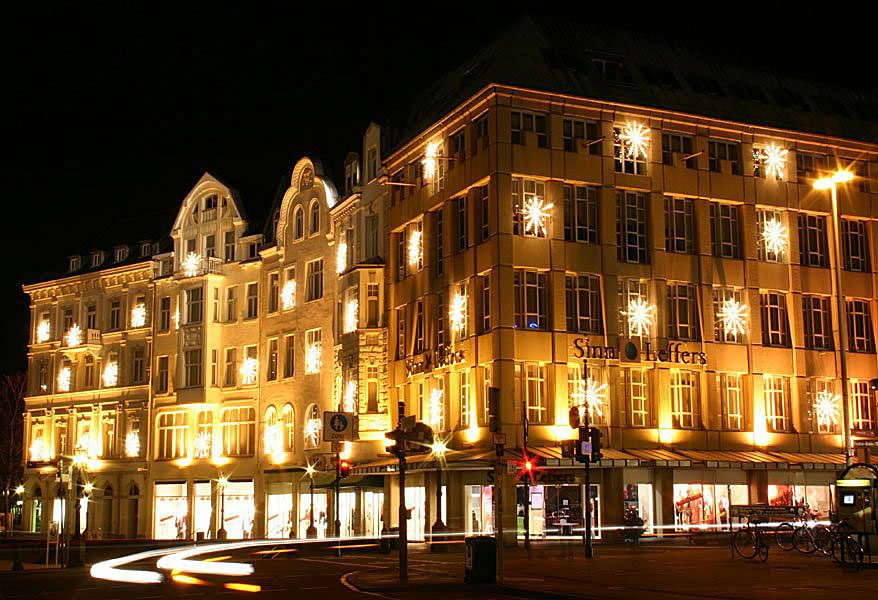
[349,543,878,600]
[0,560,63,573]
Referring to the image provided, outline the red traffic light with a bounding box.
[339,460,351,478]
[516,450,538,482]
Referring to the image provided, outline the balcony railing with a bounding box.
[175,256,223,278]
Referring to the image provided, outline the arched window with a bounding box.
[31,487,43,533]
[303,404,321,450]
[127,483,139,539]
[294,206,304,240]
[282,403,295,452]
[264,406,280,455]
[309,200,320,234]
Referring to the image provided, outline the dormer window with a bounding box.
[309,200,320,234]
[204,194,218,210]
[115,246,129,263]
[90,251,105,268]
[203,194,218,221]
[68,256,81,272]
[140,242,152,257]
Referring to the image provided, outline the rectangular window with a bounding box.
[472,114,489,154]
[764,375,791,432]
[246,283,258,318]
[756,208,787,263]
[305,259,323,301]
[436,294,446,351]
[481,364,493,426]
[802,295,833,350]
[713,287,745,344]
[268,338,278,380]
[478,185,490,242]
[435,209,444,275]
[518,362,547,424]
[797,213,829,267]
[710,202,741,259]
[565,274,603,334]
[847,299,875,352]
[205,234,216,258]
[283,334,295,378]
[132,347,145,384]
[567,363,606,425]
[224,231,236,261]
[212,288,219,322]
[511,178,547,237]
[719,373,743,430]
[397,307,406,359]
[451,281,469,341]
[224,348,237,387]
[157,412,187,460]
[625,368,650,427]
[563,118,601,154]
[661,133,696,168]
[366,283,379,327]
[459,370,471,428]
[185,287,203,324]
[796,152,825,179]
[159,297,171,332]
[110,300,121,330]
[449,129,465,164]
[511,111,548,148]
[226,287,237,322]
[670,370,700,429]
[851,380,874,431]
[809,379,837,434]
[843,219,871,272]
[664,197,695,253]
[616,190,648,263]
[667,283,700,341]
[708,140,741,175]
[365,214,378,259]
[211,349,218,386]
[852,160,870,193]
[760,292,790,347]
[268,272,279,313]
[366,366,379,412]
[618,279,649,338]
[86,304,96,330]
[614,126,648,175]
[563,184,598,243]
[413,300,425,354]
[221,407,256,456]
[514,270,548,330]
[480,274,491,333]
[184,349,202,387]
[455,196,468,251]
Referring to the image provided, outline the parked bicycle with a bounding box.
[732,520,770,561]
[826,520,864,569]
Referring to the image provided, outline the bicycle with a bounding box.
[732,520,770,561]
[827,521,864,569]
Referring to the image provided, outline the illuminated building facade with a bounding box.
[19,16,878,542]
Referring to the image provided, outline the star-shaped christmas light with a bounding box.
[263,424,282,456]
[623,298,656,337]
[57,367,71,392]
[102,361,119,387]
[193,432,212,458]
[571,378,607,420]
[130,303,146,328]
[756,143,788,180]
[305,343,321,374]
[343,299,358,334]
[304,417,321,448]
[30,438,49,462]
[240,357,258,385]
[815,390,841,429]
[336,242,348,274]
[422,142,439,180]
[125,431,141,457]
[343,380,357,413]
[449,292,467,334]
[65,324,82,347]
[36,320,51,343]
[281,280,296,310]
[718,298,748,337]
[429,388,444,430]
[762,218,787,257]
[519,197,553,237]
[182,252,202,277]
[619,121,651,160]
[407,229,423,267]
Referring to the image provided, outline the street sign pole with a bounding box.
[397,399,407,581]
[490,388,503,584]
[583,411,593,559]
[334,449,341,557]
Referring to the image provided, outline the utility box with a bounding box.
[836,463,878,535]
[464,535,496,583]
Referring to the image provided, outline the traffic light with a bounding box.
[589,427,603,462]
[517,453,537,483]
[385,429,404,457]
[339,460,351,479]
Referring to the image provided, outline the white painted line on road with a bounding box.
[341,571,396,599]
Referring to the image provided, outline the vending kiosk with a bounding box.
[835,463,878,561]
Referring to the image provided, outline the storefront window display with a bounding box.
[219,480,255,539]
[465,485,494,533]
[193,482,212,540]
[518,484,600,539]
[673,483,747,530]
[31,492,42,533]
[768,485,834,519]
[364,491,384,537]
[623,484,654,533]
[298,491,327,538]
[405,487,426,541]
[266,483,294,539]
[154,482,188,540]
[339,491,356,538]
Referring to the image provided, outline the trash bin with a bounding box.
[464,535,496,583]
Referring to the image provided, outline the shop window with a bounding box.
[154,482,188,540]
[623,484,654,534]
[193,481,212,540]
[465,485,494,534]
[518,484,600,539]
[267,482,294,539]
[298,490,328,539]
[674,483,748,530]
[219,480,255,539]
[364,491,385,538]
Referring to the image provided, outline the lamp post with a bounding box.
[814,170,856,466]
[216,475,228,540]
[305,464,317,539]
[430,441,447,552]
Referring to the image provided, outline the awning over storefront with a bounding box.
[313,475,385,489]
[625,449,690,466]
[507,446,639,468]
[351,448,496,475]
[769,452,846,467]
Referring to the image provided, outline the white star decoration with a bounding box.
[519,197,553,237]
[449,293,467,333]
[718,298,748,337]
[182,252,202,277]
[619,121,651,160]
[623,298,656,337]
[757,143,788,179]
[407,229,423,267]
[571,378,607,420]
[815,391,840,429]
[762,218,787,257]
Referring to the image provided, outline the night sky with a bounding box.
[2,2,873,376]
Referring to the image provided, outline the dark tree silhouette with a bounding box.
[0,373,26,528]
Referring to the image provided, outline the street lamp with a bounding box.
[430,440,448,551]
[814,169,855,466]
[217,475,228,540]
[304,463,317,539]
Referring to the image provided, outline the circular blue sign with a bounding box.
[329,413,349,432]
